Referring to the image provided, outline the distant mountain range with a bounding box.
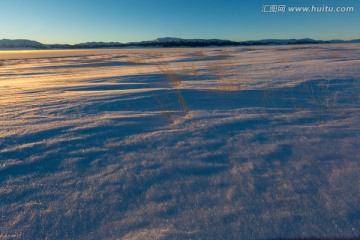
[1,37,360,49]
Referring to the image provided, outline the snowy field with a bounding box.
[1,44,360,239]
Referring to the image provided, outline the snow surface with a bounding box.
[1,44,360,239]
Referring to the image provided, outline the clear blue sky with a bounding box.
[0,0,359,44]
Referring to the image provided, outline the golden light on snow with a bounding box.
[1,45,360,239]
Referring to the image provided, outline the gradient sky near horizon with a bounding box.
[0,0,359,44]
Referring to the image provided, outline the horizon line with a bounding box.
[1,37,360,45]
